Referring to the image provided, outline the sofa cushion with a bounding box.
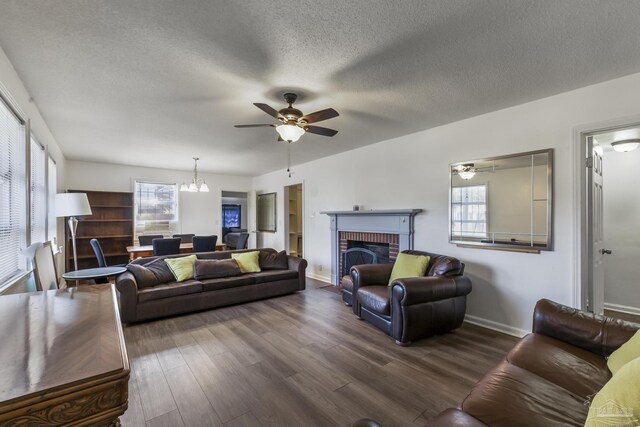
[388,253,429,285]
[250,270,298,284]
[137,280,203,303]
[232,251,261,273]
[358,286,390,316]
[461,361,587,427]
[165,255,197,281]
[194,259,241,280]
[127,258,175,289]
[259,250,288,270]
[200,275,255,292]
[607,329,640,375]
[506,333,610,399]
[341,275,354,292]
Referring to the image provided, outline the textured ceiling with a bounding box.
[1,1,640,176]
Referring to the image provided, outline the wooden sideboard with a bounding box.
[0,285,129,426]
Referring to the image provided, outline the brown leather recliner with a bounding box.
[350,250,472,345]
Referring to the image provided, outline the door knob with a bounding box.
[601,249,612,255]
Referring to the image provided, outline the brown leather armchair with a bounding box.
[350,250,472,345]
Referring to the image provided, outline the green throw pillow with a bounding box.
[585,356,640,427]
[388,253,430,285]
[164,255,197,282]
[232,251,261,273]
[608,329,640,375]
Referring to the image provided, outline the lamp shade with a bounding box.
[55,193,93,217]
[276,124,305,143]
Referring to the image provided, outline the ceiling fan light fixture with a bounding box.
[276,124,305,143]
[611,139,640,152]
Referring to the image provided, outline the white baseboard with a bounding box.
[604,302,640,317]
[464,315,528,338]
[306,272,332,285]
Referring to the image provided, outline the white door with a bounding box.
[588,137,606,314]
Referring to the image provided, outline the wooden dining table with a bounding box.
[126,242,226,261]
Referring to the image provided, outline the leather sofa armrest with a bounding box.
[287,256,308,290]
[391,275,472,306]
[115,271,138,323]
[350,263,394,288]
[425,408,488,426]
[532,298,639,357]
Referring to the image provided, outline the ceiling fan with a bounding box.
[234,93,339,143]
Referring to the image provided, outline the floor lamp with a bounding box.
[55,193,92,271]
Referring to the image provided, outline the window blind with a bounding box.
[134,181,179,244]
[47,156,57,242]
[30,135,46,244]
[0,97,26,283]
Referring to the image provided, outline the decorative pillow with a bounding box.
[164,255,198,282]
[608,329,640,375]
[388,253,430,285]
[194,259,241,280]
[127,258,175,289]
[231,251,261,273]
[585,356,640,427]
[259,250,288,270]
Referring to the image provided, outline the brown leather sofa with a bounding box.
[115,248,306,323]
[350,250,472,345]
[353,299,640,427]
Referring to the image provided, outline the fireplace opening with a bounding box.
[347,240,391,264]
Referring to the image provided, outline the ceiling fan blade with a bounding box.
[301,108,339,124]
[254,103,284,120]
[305,125,338,137]
[234,124,275,128]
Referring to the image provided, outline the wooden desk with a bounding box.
[0,285,129,426]
[126,242,226,261]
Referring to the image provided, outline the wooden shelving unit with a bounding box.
[287,185,303,257]
[64,190,134,272]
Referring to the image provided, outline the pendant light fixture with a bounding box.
[180,157,210,192]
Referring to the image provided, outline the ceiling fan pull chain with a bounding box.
[287,144,292,178]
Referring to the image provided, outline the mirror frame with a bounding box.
[448,148,554,252]
[257,192,277,232]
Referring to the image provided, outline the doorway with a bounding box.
[221,191,248,248]
[579,124,640,319]
[284,183,303,257]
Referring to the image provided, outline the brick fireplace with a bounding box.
[338,231,399,277]
[321,209,422,285]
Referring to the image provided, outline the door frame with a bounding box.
[283,181,305,257]
[572,114,640,311]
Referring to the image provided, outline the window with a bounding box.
[451,185,487,239]
[30,135,47,245]
[222,204,241,228]
[134,181,178,243]
[0,96,26,283]
[47,156,57,242]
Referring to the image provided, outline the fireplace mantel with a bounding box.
[322,209,423,285]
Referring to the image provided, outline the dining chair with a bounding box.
[139,234,164,246]
[234,233,250,250]
[33,242,59,291]
[173,233,195,243]
[152,238,182,256]
[192,235,218,252]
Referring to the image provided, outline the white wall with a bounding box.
[0,46,67,293]
[252,72,640,336]
[603,148,640,312]
[65,160,252,238]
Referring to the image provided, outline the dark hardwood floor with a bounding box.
[120,279,518,427]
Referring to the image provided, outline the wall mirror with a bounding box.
[449,149,553,253]
[257,192,277,232]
